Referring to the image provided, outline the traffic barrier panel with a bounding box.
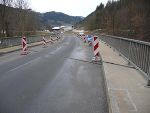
[92,36,101,61]
[83,36,87,43]
[42,37,47,48]
[88,41,92,46]
[21,36,28,55]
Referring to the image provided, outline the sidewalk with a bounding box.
[0,38,56,55]
[99,41,150,113]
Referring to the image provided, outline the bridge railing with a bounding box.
[0,32,59,49]
[99,34,150,85]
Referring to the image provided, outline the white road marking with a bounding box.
[109,88,138,112]
[6,57,41,73]
[126,90,138,112]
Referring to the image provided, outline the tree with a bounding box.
[0,0,13,37]
[78,0,150,42]
[14,0,29,35]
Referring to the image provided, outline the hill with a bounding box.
[77,0,150,42]
[40,11,83,26]
[0,4,83,37]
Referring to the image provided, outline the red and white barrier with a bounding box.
[83,36,86,43]
[42,37,47,47]
[81,35,86,43]
[92,36,100,61]
[80,35,83,39]
[21,36,28,55]
[88,41,92,46]
[42,37,47,44]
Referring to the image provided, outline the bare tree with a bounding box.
[14,0,29,9]
[0,0,13,6]
[14,0,29,35]
[0,0,13,37]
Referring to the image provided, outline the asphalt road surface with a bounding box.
[0,32,108,113]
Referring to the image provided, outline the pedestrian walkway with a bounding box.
[99,40,150,113]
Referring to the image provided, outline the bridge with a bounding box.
[0,32,150,113]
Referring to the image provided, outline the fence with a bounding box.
[0,32,60,49]
[99,34,150,85]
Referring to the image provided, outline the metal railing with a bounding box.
[99,34,150,85]
[0,32,60,49]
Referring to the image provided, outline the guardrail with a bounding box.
[0,32,61,49]
[98,34,150,86]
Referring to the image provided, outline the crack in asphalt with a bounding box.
[103,61,135,69]
[64,57,102,65]
[42,52,102,65]
[45,52,135,68]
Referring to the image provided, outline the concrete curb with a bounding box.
[98,39,112,113]
[98,42,115,113]
[101,56,112,113]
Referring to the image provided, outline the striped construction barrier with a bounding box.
[92,36,101,61]
[21,36,28,55]
[42,37,47,47]
[83,36,86,43]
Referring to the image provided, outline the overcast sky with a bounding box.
[30,0,108,17]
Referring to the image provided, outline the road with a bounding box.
[0,33,108,113]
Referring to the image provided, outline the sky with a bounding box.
[30,0,108,17]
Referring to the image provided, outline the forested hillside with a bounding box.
[78,0,150,42]
[0,0,41,37]
[41,12,83,26]
[0,0,83,38]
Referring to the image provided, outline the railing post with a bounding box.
[145,46,150,86]
[147,79,150,86]
[147,66,150,86]
[128,41,132,65]
[147,54,150,86]
[0,39,2,48]
[119,38,121,56]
